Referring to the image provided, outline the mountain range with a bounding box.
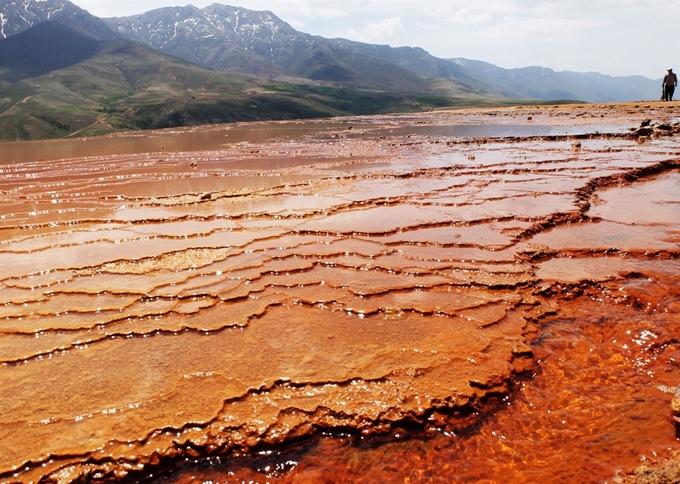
[97,3,660,102]
[0,0,661,140]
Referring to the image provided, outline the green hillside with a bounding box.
[0,37,472,141]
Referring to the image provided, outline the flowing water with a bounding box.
[1,105,679,483]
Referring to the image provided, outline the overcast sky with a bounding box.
[77,0,678,79]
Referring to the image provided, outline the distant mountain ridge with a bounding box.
[450,58,659,103]
[102,4,481,96]
[0,0,661,102]
[101,3,660,102]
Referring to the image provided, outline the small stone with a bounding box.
[633,127,654,137]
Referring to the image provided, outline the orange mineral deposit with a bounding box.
[1,104,679,483]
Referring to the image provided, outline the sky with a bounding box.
[75,0,679,79]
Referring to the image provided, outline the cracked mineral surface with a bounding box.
[1,103,679,483]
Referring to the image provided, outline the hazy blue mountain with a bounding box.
[326,40,480,89]
[450,58,660,102]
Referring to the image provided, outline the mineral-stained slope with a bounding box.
[0,104,679,482]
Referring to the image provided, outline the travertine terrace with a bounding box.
[1,103,679,483]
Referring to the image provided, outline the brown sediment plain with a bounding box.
[0,102,679,483]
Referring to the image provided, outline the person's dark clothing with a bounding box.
[665,85,676,101]
[663,71,677,101]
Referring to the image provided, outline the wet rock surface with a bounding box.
[1,102,679,483]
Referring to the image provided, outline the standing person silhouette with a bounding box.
[662,68,678,101]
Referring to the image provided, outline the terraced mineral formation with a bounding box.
[1,103,679,483]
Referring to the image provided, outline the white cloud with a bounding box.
[444,8,492,25]
[474,15,611,43]
[415,22,440,32]
[268,0,366,19]
[342,17,405,44]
